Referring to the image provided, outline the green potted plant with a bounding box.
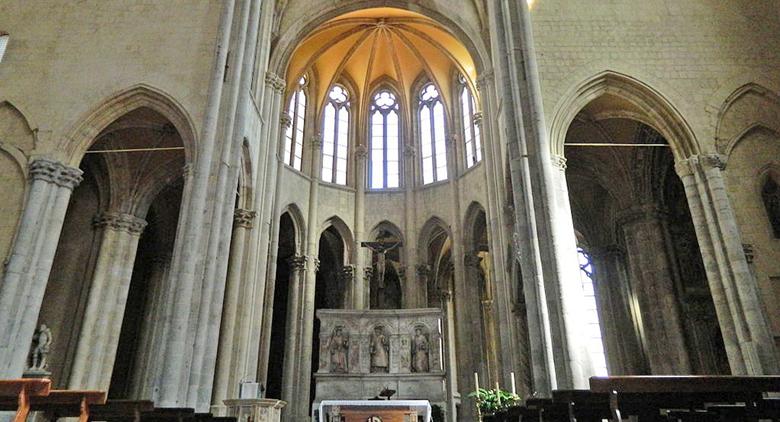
[468,387,523,420]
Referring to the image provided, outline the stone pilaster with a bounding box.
[70,212,147,390]
[675,154,778,374]
[0,158,83,377]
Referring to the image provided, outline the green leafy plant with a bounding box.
[468,387,523,414]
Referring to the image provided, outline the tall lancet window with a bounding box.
[577,247,608,376]
[322,85,350,185]
[369,90,401,189]
[419,83,447,184]
[460,75,482,168]
[763,174,780,238]
[283,76,306,170]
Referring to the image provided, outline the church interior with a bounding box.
[0,1,779,421]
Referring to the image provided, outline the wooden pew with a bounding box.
[30,390,107,422]
[552,390,611,422]
[89,399,155,421]
[0,379,52,422]
[589,376,780,422]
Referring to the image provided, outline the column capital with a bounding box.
[551,154,567,171]
[233,209,256,229]
[473,111,484,126]
[311,256,321,272]
[93,212,147,235]
[182,162,193,178]
[280,114,292,128]
[310,134,322,150]
[403,144,416,158]
[475,70,495,91]
[355,145,368,159]
[481,299,494,312]
[743,243,755,264]
[675,153,727,177]
[29,158,83,190]
[364,266,373,282]
[339,265,355,282]
[415,264,430,277]
[439,289,452,302]
[287,254,307,271]
[264,72,285,93]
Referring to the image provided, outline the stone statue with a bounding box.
[411,326,429,373]
[30,324,52,371]
[328,326,348,373]
[361,235,402,308]
[370,326,389,373]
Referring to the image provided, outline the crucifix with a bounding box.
[361,235,402,308]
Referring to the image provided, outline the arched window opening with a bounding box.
[322,85,350,185]
[763,174,780,238]
[577,247,608,376]
[419,83,447,184]
[284,76,307,170]
[460,75,481,168]
[369,90,401,189]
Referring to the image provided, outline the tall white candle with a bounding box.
[510,372,517,395]
[474,372,480,391]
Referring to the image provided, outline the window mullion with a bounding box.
[429,103,437,180]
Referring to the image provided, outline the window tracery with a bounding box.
[322,85,350,185]
[459,75,481,168]
[369,90,401,189]
[283,75,307,170]
[419,83,448,184]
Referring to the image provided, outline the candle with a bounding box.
[510,372,517,395]
[474,372,480,391]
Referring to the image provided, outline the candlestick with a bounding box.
[510,372,517,395]
[474,372,479,391]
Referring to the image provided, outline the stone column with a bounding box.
[281,255,306,408]
[440,289,458,422]
[353,145,367,309]
[618,204,691,374]
[0,158,82,377]
[212,209,256,413]
[292,136,322,421]
[589,246,648,375]
[69,212,147,390]
[403,147,419,308]
[131,252,172,399]
[676,154,778,374]
[417,265,431,307]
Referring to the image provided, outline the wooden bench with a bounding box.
[30,390,107,422]
[589,376,780,422]
[0,379,52,422]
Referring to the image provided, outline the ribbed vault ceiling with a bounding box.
[286,7,477,111]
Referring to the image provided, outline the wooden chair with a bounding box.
[0,379,52,422]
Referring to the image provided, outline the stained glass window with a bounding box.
[419,83,447,184]
[369,90,401,189]
[283,76,307,170]
[322,85,349,185]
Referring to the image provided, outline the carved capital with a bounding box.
[93,212,147,235]
[675,153,727,177]
[404,144,416,158]
[355,145,368,159]
[416,264,430,277]
[287,254,307,271]
[280,114,292,128]
[234,208,256,229]
[182,163,193,178]
[473,112,483,126]
[29,158,83,190]
[475,70,495,91]
[312,256,321,272]
[551,154,567,171]
[743,243,755,264]
[264,72,285,92]
[310,134,322,150]
[439,289,452,302]
[340,265,355,282]
[701,153,727,171]
[364,266,373,282]
[481,299,494,312]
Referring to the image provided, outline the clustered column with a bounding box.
[70,212,147,390]
[0,158,82,377]
[676,154,778,374]
[281,255,306,410]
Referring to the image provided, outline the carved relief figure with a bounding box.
[411,326,430,373]
[30,324,52,371]
[370,326,389,373]
[328,326,349,373]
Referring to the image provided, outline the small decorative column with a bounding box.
[213,208,257,413]
[618,204,691,374]
[70,212,147,390]
[0,158,82,377]
[281,255,306,407]
[675,154,778,374]
[353,145,368,309]
[589,246,648,375]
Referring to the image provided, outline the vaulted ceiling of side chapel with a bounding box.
[286,7,477,113]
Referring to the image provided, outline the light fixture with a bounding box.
[0,32,8,63]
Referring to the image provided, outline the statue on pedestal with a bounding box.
[328,326,349,373]
[370,326,389,373]
[25,323,52,377]
[412,326,429,373]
